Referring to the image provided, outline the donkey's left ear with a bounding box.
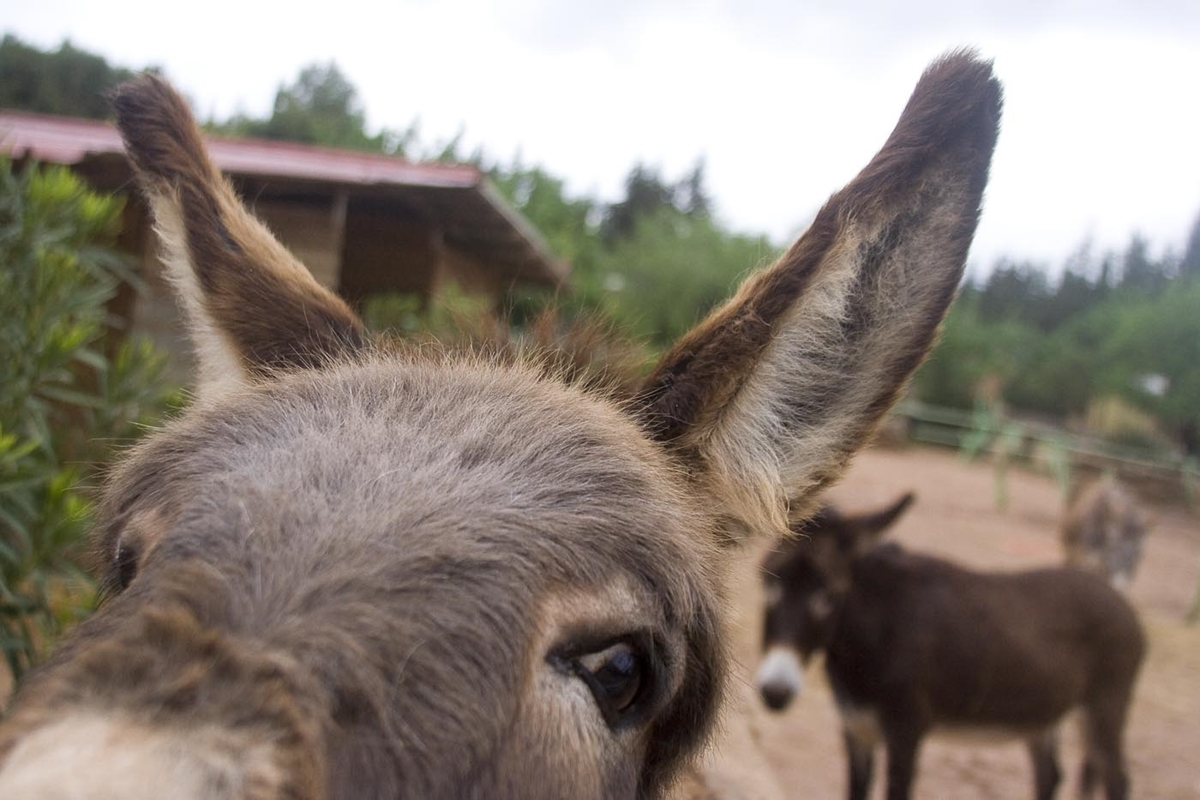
[111,75,366,398]
[635,51,1000,541]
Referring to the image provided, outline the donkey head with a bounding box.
[1062,477,1148,591]
[0,53,998,799]
[756,492,915,711]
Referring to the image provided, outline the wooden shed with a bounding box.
[1,109,568,369]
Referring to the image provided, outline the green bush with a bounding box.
[913,298,1042,409]
[0,161,172,679]
[362,284,496,341]
[591,210,775,347]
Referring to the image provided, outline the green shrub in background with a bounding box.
[590,210,774,347]
[363,284,496,342]
[0,161,172,680]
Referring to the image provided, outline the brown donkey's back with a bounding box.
[0,53,1001,799]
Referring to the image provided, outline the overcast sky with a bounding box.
[7,1,1200,275]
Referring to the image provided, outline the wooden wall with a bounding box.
[252,198,344,290]
[339,202,438,306]
[120,189,517,385]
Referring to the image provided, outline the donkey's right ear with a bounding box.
[851,492,916,543]
[635,51,1000,542]
[111,75,366,398]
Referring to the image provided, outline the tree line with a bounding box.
[2,34,1197,454]
[917,234,1200,454]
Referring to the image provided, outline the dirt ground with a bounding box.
[707,445,1200,799]
[4,446,1195,796]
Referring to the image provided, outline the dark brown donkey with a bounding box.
[756,495,1146,800]
[0,52,1000,799]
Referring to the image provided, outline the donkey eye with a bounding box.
[572,641,651,727]
[115,542,140,590]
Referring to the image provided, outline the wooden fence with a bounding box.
[890,400,1199,506]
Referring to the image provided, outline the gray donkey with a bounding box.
[0,51,1000,799]
[1061,476,1149,591]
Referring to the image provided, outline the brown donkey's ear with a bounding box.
[850,492,916,545]
[636,51,1001,541]
[111,75,366,397]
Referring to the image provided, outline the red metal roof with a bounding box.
[0,109,567,287]
[0,110,482,190]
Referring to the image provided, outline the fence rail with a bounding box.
[891,401,1198,505]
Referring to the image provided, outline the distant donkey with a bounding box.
[1061,476,1149,591]
[0,52,1001,799]
[755,494,1145,800]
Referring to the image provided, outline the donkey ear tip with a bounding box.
[110,73,174,117]
[110,73,197,142]
[926,48,1004,115]
[906,49,1003,131]
[927,48,997,84]
[932,47,993,70]
[109,72,204,183]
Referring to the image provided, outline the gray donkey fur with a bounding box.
[0,51,1000,799]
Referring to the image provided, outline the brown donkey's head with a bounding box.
[0,53,999,799]
[756,493,915,711]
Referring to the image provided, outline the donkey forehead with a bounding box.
[764,527,848,586]
[106,357,710,592]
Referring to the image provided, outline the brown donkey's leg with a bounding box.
[842,728,875,800]
[1079,696,1132,800]
[1027,729,1062,800]
[882,726,922,800]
